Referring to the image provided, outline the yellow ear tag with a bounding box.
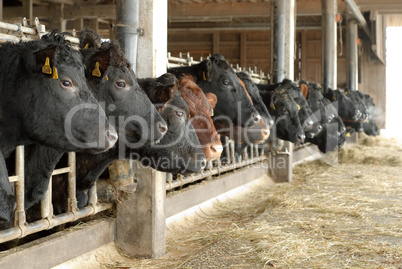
[52,67,58,79]
[345,91,348,95]
[346,132,351,137]
[42,57,52,75]
[84,43,89,49]
[92,62,101,77]
[297,104,300,110]
[211,109,214,117]
[332,96,336,101]
[272,104,276,110]
[105,75,109,81]
[203,71,206,81]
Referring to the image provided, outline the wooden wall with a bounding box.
[168,28,386,128]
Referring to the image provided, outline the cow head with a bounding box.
[138,73,207,175]
[323,88,361,122]
[80,38,167,147]
[3,33,118,154]
[177,75,223,162]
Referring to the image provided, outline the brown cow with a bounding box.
[177,75,223,162]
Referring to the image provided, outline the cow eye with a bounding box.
[175,110,184,118]
[60,79,73,88]
[281,108,288,114]
[222,79,230,86]
[115,80,126,88]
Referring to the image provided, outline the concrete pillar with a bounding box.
[136,0,167,78]
[322,0,338,90]
[114,0,168,258]
[346,14,359,91]
[115,165,166,258]
[269,0,296,183]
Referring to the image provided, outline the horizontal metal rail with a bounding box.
[166,155,267,191]
[0,202,112,244]
[0,21,37,35]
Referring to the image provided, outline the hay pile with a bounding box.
[94,134,402,268]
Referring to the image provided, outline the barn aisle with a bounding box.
[54,134,402,269]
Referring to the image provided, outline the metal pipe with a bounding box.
[165,156,267,191]
[346,14,359,91]
[270,0,296,83]
[322,0,338,90]
[0,203,112,244]
[116,0,140,72]
[0,21,37,35]
[344,0,371,40]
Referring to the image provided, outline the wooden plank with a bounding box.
[0,219,115,269]
[165,161,268,218]
[301,30,308,80]
[213,32,220,54]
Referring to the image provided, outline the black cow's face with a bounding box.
[304,82,336,125]
[269,89,305,143]
[138,74,206,175]
[197,57,260,130]
[83,43,167,147]
[284,81,321,138]
[22,44,117,153]
[344,89,368,122]
[325,89,361,121]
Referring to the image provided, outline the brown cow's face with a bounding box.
[178,76,223,162]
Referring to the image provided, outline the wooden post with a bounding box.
[49,4,66,32]
[89,18,99,33]
[213,32,220,54]
[22,0,33,23]
[74,18,84,32]
[115,165,166,258]
[0,0,3,21]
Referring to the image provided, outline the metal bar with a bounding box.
[40,175,52,219]
[0,21,37,35]
[344,0,372,40]
[322,0,338,90]
[0,203,112,244]
[165,156,267,191]
[14,146,26,234]
[270,0,296,82]
[67,152,77,215]
[346,14,359,91]
[116,0,140,71]
[0,33,21,42]
[51,167,71,176]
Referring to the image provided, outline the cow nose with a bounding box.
[262,128,270,139]
[267,118,274,128]
[211,144,223,155]
[106,129,118,148]
[341,126,346,133]
[317,125,323,133]
[304,120,314,131]
[157,121,168,136]
[251,113,261,125]
[297,132,305,142]
[200,157,207,170]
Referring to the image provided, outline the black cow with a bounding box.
[322,87,361,122]
[362,94,380,136]
[22,31,167,214]
[343,89,370,133]
[168,54,261,132]
[299,81,347,153]
[136,73,207,174]
[258,83,305,144]
[0,33,117,222]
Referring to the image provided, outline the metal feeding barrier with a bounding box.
[166,53,270,191]
[0,18,112,245]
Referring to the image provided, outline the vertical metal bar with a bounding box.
[14,146,26,231]
[230,141,235,164]
[249,144,254,159]
[0,0,3,21]
[270,0,296,82]
[116,0,140,71]
[224,136,231,165]
[40,176,51,219]
[346,14,359,91]
[322,0,338,90]
[254,144,259,158]
[270,0,295,183]
[67,152,77,215]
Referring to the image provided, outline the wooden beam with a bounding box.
[64,4,116,19]
[213,32,219,54]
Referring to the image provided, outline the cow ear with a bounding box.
[79,29,102,49]
[88,48,111,77]
[200,59,213,82]
[300,83,309,98]
[156,73,177,88]
[205,92,217,109]
[35,47,57,75]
